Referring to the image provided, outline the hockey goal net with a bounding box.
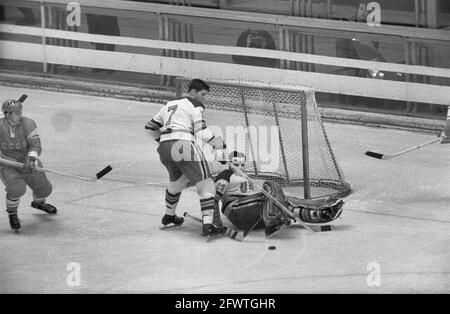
[176,78,351,199]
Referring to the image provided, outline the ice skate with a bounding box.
[8,213,21,231]
[205,206,225,241]
[202,223,225,241]
[265,220,291,238]
[161,214,184,228]
[31,201,57,215]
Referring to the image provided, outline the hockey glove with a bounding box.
[27,155,38,172]
[215,149,228,165]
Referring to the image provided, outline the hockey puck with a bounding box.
[96,165,113,179]
[268,245,276,250]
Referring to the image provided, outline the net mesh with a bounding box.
[176,78,351,199]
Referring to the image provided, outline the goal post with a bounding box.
[176,78,351,199]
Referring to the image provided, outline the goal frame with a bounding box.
[175,78,351,199]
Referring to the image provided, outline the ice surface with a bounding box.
[0,86,448,293]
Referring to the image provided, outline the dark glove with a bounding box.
[215,149,228,164]
[27,156,38,172]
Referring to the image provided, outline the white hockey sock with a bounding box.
[200,196,215,224]
[6,197,19,214]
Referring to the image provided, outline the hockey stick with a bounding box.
[0,157,112,182]
[18,94,28,102]
[183,212,244,241]
[243,215,263,238]
[365,136,444,160]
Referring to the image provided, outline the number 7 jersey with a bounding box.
[145,97,215,143]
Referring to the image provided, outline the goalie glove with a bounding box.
[286,196,344,224]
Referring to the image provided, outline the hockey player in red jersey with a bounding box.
[0,99,56,231]
[145,79,227,237]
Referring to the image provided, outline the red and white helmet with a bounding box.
[2,99,23,114]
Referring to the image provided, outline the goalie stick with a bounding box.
[365,136,444,160]
[243,215,263,238]
[183,212,244,241]
[0,157,112,182]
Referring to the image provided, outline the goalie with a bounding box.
[215,151,344,237]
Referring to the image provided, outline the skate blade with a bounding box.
[206,234,224,242]
[159,224,183,230]
[37,209,57,215]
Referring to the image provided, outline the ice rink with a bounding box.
[0,86,448,294]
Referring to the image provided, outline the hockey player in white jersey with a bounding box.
[145,79,227,237]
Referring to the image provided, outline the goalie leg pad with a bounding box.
[222,194,265,230]
[261,181,291,227]
[286,196,344,224]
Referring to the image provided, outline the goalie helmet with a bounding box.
[2,99,23,115]
[286,196,344,224]
[229,151,246,169]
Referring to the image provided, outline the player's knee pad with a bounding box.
[224,196,265,230]
[262,181,289,217]
[196,177,215,199]
[32,179,52,199]
[6,178,26,199]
